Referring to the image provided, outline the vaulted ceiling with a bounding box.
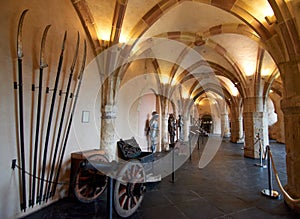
[71,0,282,105]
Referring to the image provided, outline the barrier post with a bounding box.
[261,145,280,199]
[196,130,200,150]
[171,148,176,183]
[107,176,113,219]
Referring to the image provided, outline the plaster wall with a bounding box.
[115,73,157,151]
[0,1,99,218]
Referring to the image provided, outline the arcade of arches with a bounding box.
[1,0,300,218]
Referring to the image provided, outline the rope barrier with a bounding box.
[269,150,300,203]
[12,161,106,187]
[13,163,69,185]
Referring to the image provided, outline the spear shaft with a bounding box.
[30,24,51,207]
[45,32,80,201]
[16,9,29,211]
[38,31,67,204]
[51,40,87,197]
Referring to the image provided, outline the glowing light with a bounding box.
[261,68,271,76]
[230,85,239,96]
[160,74,170,85]
[197,100,204,106]
[97,30,129,44]
[195,99,200,105]
[264,3,274,17]
[217,76,239,97]
[97,30,110,41]
[244,64,255,76]
[181,89,190,99]
[171,77,179,86]
[119,34,128,44]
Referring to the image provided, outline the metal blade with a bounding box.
[78,40,87,80]
[17,9,29,59]
[40,25,51,68]
[70,32,80,73]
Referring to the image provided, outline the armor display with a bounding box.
[149,111,159,153]
[168,113,176,146]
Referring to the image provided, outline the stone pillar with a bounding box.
[183,115,190,142]
[221,112,231,138]
[161,113,169,151]
[243,97,269,159]
[100,105,117,161]
[230,116,244,143]
[281,96,300,213]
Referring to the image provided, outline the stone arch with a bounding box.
[128,0,273,43]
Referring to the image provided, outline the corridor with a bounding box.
[23,139,298,218]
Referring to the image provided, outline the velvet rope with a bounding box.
[269,150,300,203]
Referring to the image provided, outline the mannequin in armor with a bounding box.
[177,115,183,141]
[149,111,159,153]
[168,113,176,146]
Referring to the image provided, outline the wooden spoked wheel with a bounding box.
[114,160,146,218]
[74,154,108,203]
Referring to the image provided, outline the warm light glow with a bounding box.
[197,98,217,107]
[181,89,190,99]
[171,77,179,86]
[264,4,274,17]
[209,99,217,105]
[229,84,239,96]
[160,74,170,84]
[97,30,129,44]
[217,76,239,97]
[244,64,255,76]
[97,31,110,41]
[254,1,275,23]
[261,68,271,76]
[119,34,128,44]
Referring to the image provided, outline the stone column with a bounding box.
[183,115,190,142]
[281,96,300,213]
[221,112,231,138]
[243,97,269,159]
[230,116,244,143]
[161,113,169,151]
[100,105,117,161]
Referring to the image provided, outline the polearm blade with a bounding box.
[45,32,80,201]
[30,24,51,207]
[51,40,87,197]
[16,9,29,211]
[38,31,67,204]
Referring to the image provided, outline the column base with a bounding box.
[285,199,300,214]
[284,186,300,214]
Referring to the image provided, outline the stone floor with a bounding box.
[23,138,299,219]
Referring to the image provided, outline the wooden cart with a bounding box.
[71,137,154,218]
